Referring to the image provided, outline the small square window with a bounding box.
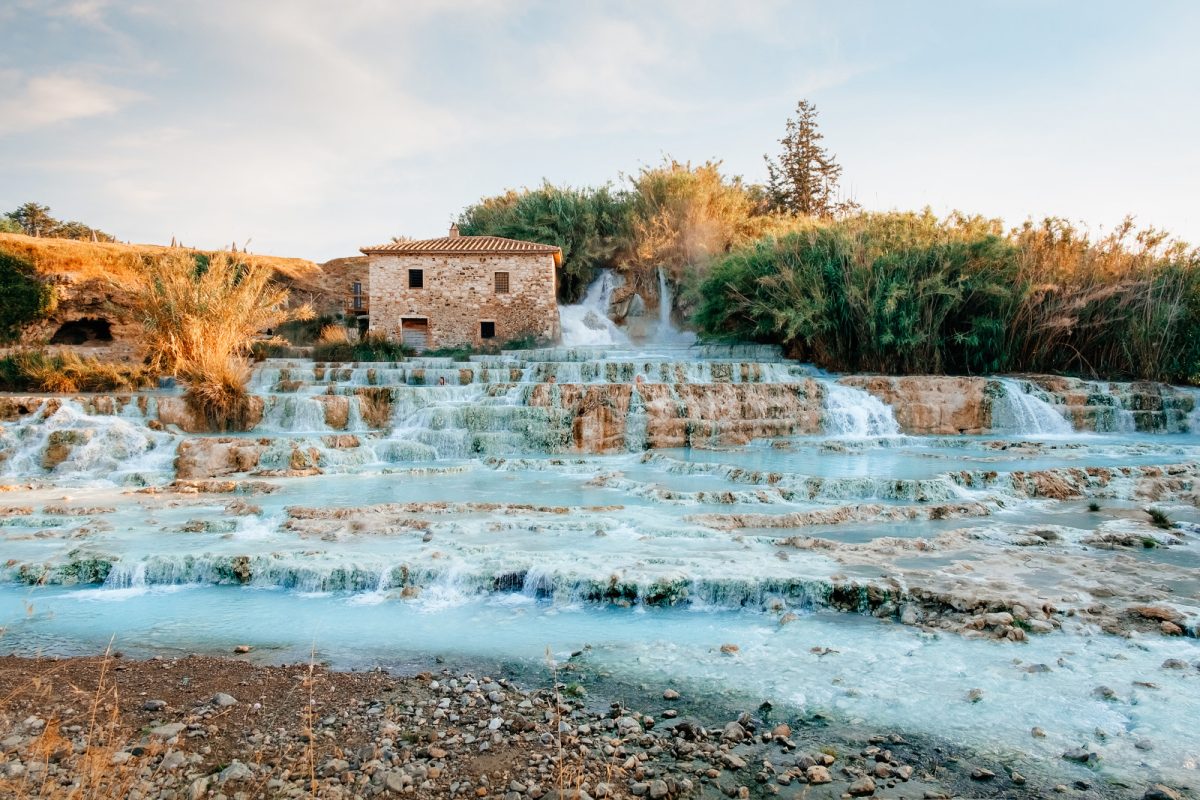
[494,272,509,294]
[480,321,496,339]
[408,269,424,289]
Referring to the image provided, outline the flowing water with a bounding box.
[2,338,1199,793]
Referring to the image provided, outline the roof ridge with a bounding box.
[360,234,562,257]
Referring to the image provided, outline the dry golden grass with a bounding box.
[132,250,312,430]
[0,351,156,393]
[316,324,351,345]
[0,233,323,288]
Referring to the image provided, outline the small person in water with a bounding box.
[438,376,446,385]
[548,375,557,384]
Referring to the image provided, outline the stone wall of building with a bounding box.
[368,253,559,348]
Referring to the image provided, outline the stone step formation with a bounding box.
[2,344,1200,795]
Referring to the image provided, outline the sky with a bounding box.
[2,0,1198,262]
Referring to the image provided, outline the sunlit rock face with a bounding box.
[526,381,826,452]
[836,376,993,434]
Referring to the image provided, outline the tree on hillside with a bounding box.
[764,100,858,219]
[3,202,114,241]
[7,202,56,237]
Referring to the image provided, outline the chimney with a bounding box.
[448,223,460,238]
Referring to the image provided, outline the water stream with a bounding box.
[2,338,1199,793]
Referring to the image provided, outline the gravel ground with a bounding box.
[0,654,1183,800]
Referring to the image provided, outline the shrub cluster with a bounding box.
[0,251,56,342]
[694,212,1200,383]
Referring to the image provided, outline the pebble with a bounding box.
[211,692,237,707]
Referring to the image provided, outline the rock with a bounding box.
[722,721,747,742]
[662,688,680,700]
[719,643,740,655]
[648,780,669,799]
[1031,726,1047,738]
[110,751,132,765]
[233,644,252,653]
[805,766,832,784]
[1012,770,1026,785]
[1162,658,1189,669]
[848,775,876,796]
[150,723,185,738]
[1144,785,1182,800]
[187,776,210,800]
[218,761,252,782]
[384,772,411,793]
[983,612,1013,627]
[320,758,350,777]
[1092,685,1117,701]
[1161,621,1183,636]
[1062,748,1097,764]
[966,688,984,703]
[971,768,995,780]
[770,723,791,739]
[160,751,187,771]
[211,692,237,707]
[142,699,167,711]
[630,783,649,797]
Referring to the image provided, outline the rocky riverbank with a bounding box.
[0,654,1190,800]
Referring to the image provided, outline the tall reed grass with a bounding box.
[695,212,1200,383]
[133,251,312,430]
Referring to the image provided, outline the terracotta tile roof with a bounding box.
[360,235,562,258]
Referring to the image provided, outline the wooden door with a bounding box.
[401,318,429,352]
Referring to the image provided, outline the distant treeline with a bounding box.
[0,202,114,242]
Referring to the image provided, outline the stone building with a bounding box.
[360,226,561,350]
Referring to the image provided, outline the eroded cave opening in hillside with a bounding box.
[49,317,114,345]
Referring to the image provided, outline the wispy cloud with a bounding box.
[0,71,140,134]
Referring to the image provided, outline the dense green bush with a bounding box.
[458,184,631,303]
[0,250,57,342]
[695,212,1200,383]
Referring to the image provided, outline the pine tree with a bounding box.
[764,100,858,219]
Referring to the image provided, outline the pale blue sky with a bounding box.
[2,0,1197,261]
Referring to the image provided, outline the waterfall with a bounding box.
[559,270,629,346]
[1187,389,1200,434]
[1087,382,1136,433]
[993,379,1073,435]
[650,268,697,345]
[821,382,901,438]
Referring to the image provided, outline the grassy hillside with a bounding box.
[0,233,325,291]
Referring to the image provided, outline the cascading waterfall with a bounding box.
[1088,382,1137,433]
[559,270,630,346]
[0,400,176,483]
[650,267,697,345]
[820,382,901,438]
[993,379,1073,435]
